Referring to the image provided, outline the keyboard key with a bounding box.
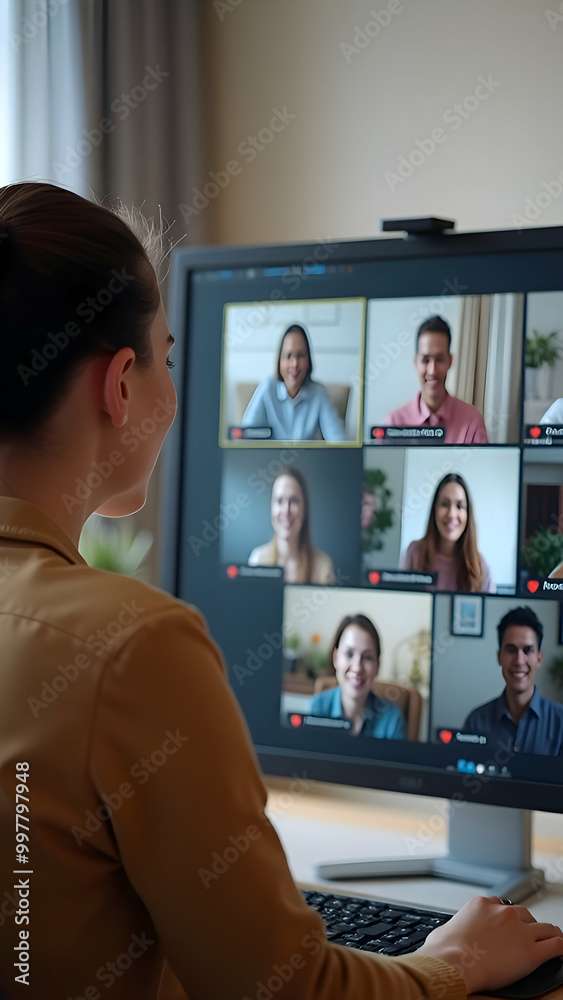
[341,932,368,944]
[361,921,394,937]
[325,922,354,935]
[396,931,428,948]
[379,908,409,922]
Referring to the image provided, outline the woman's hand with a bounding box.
[417,895,563,994]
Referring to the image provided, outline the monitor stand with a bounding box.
[316,802,545,903]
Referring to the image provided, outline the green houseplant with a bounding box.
[283,631,302,673]
[525,329,562,400]
[525,329,562,368]
[79,516,153,579]
[521,528,563,580]
[362,468,395,553]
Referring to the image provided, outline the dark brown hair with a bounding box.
[329,613,382,671]
[497,606,543,651]
[270,465,314,582]
[410,472,485,592]
[0,182,161,437]
[416,314,452,353]
[275,324,313,383]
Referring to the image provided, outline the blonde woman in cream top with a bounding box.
[248,468,335,584]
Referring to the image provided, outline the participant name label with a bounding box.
[228,425,273,441]
[287,713,351,732]
[370,425,445,442]
[367,569,436,587]
[524,423,563,446]
[224,563,283,580]
[524,576,563,595]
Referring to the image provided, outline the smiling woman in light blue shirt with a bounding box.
[309,614,406,740]
[242,324,347,441]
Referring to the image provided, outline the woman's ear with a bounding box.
[102,348,136,429]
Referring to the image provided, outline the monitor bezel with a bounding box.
[162,224,563,815]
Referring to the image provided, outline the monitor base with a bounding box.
[315,802,545,903]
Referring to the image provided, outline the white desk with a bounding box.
[266,778,563,999]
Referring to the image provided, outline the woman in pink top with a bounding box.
[401,473,494,593]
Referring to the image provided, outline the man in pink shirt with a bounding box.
[385,315,488,444]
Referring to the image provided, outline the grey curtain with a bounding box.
[11,0,205,242]
[8,0,207,583]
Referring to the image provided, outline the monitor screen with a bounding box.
[162,230,563,813]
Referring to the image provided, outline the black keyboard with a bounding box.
[304,889,563,999]
[303,888,451,956]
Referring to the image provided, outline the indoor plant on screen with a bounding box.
[524,329,562,400]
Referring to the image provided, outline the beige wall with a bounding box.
[202,0,563,244]
[149,0,563,585]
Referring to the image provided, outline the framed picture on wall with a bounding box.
[451,595,484,638]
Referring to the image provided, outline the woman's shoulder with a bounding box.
[541,397,563,423]
[252,375,276,396]
[249,540,275,565]
[371,691,402,717]
[310,686,337,710]
[66,563,205,650]
[401,538,421,566]
[307,379,330,399]
[311,547,335,582]
[478,552,494,591]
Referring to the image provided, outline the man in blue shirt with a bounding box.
[463,606,563,756]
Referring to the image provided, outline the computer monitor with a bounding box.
[161,225,563,902]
